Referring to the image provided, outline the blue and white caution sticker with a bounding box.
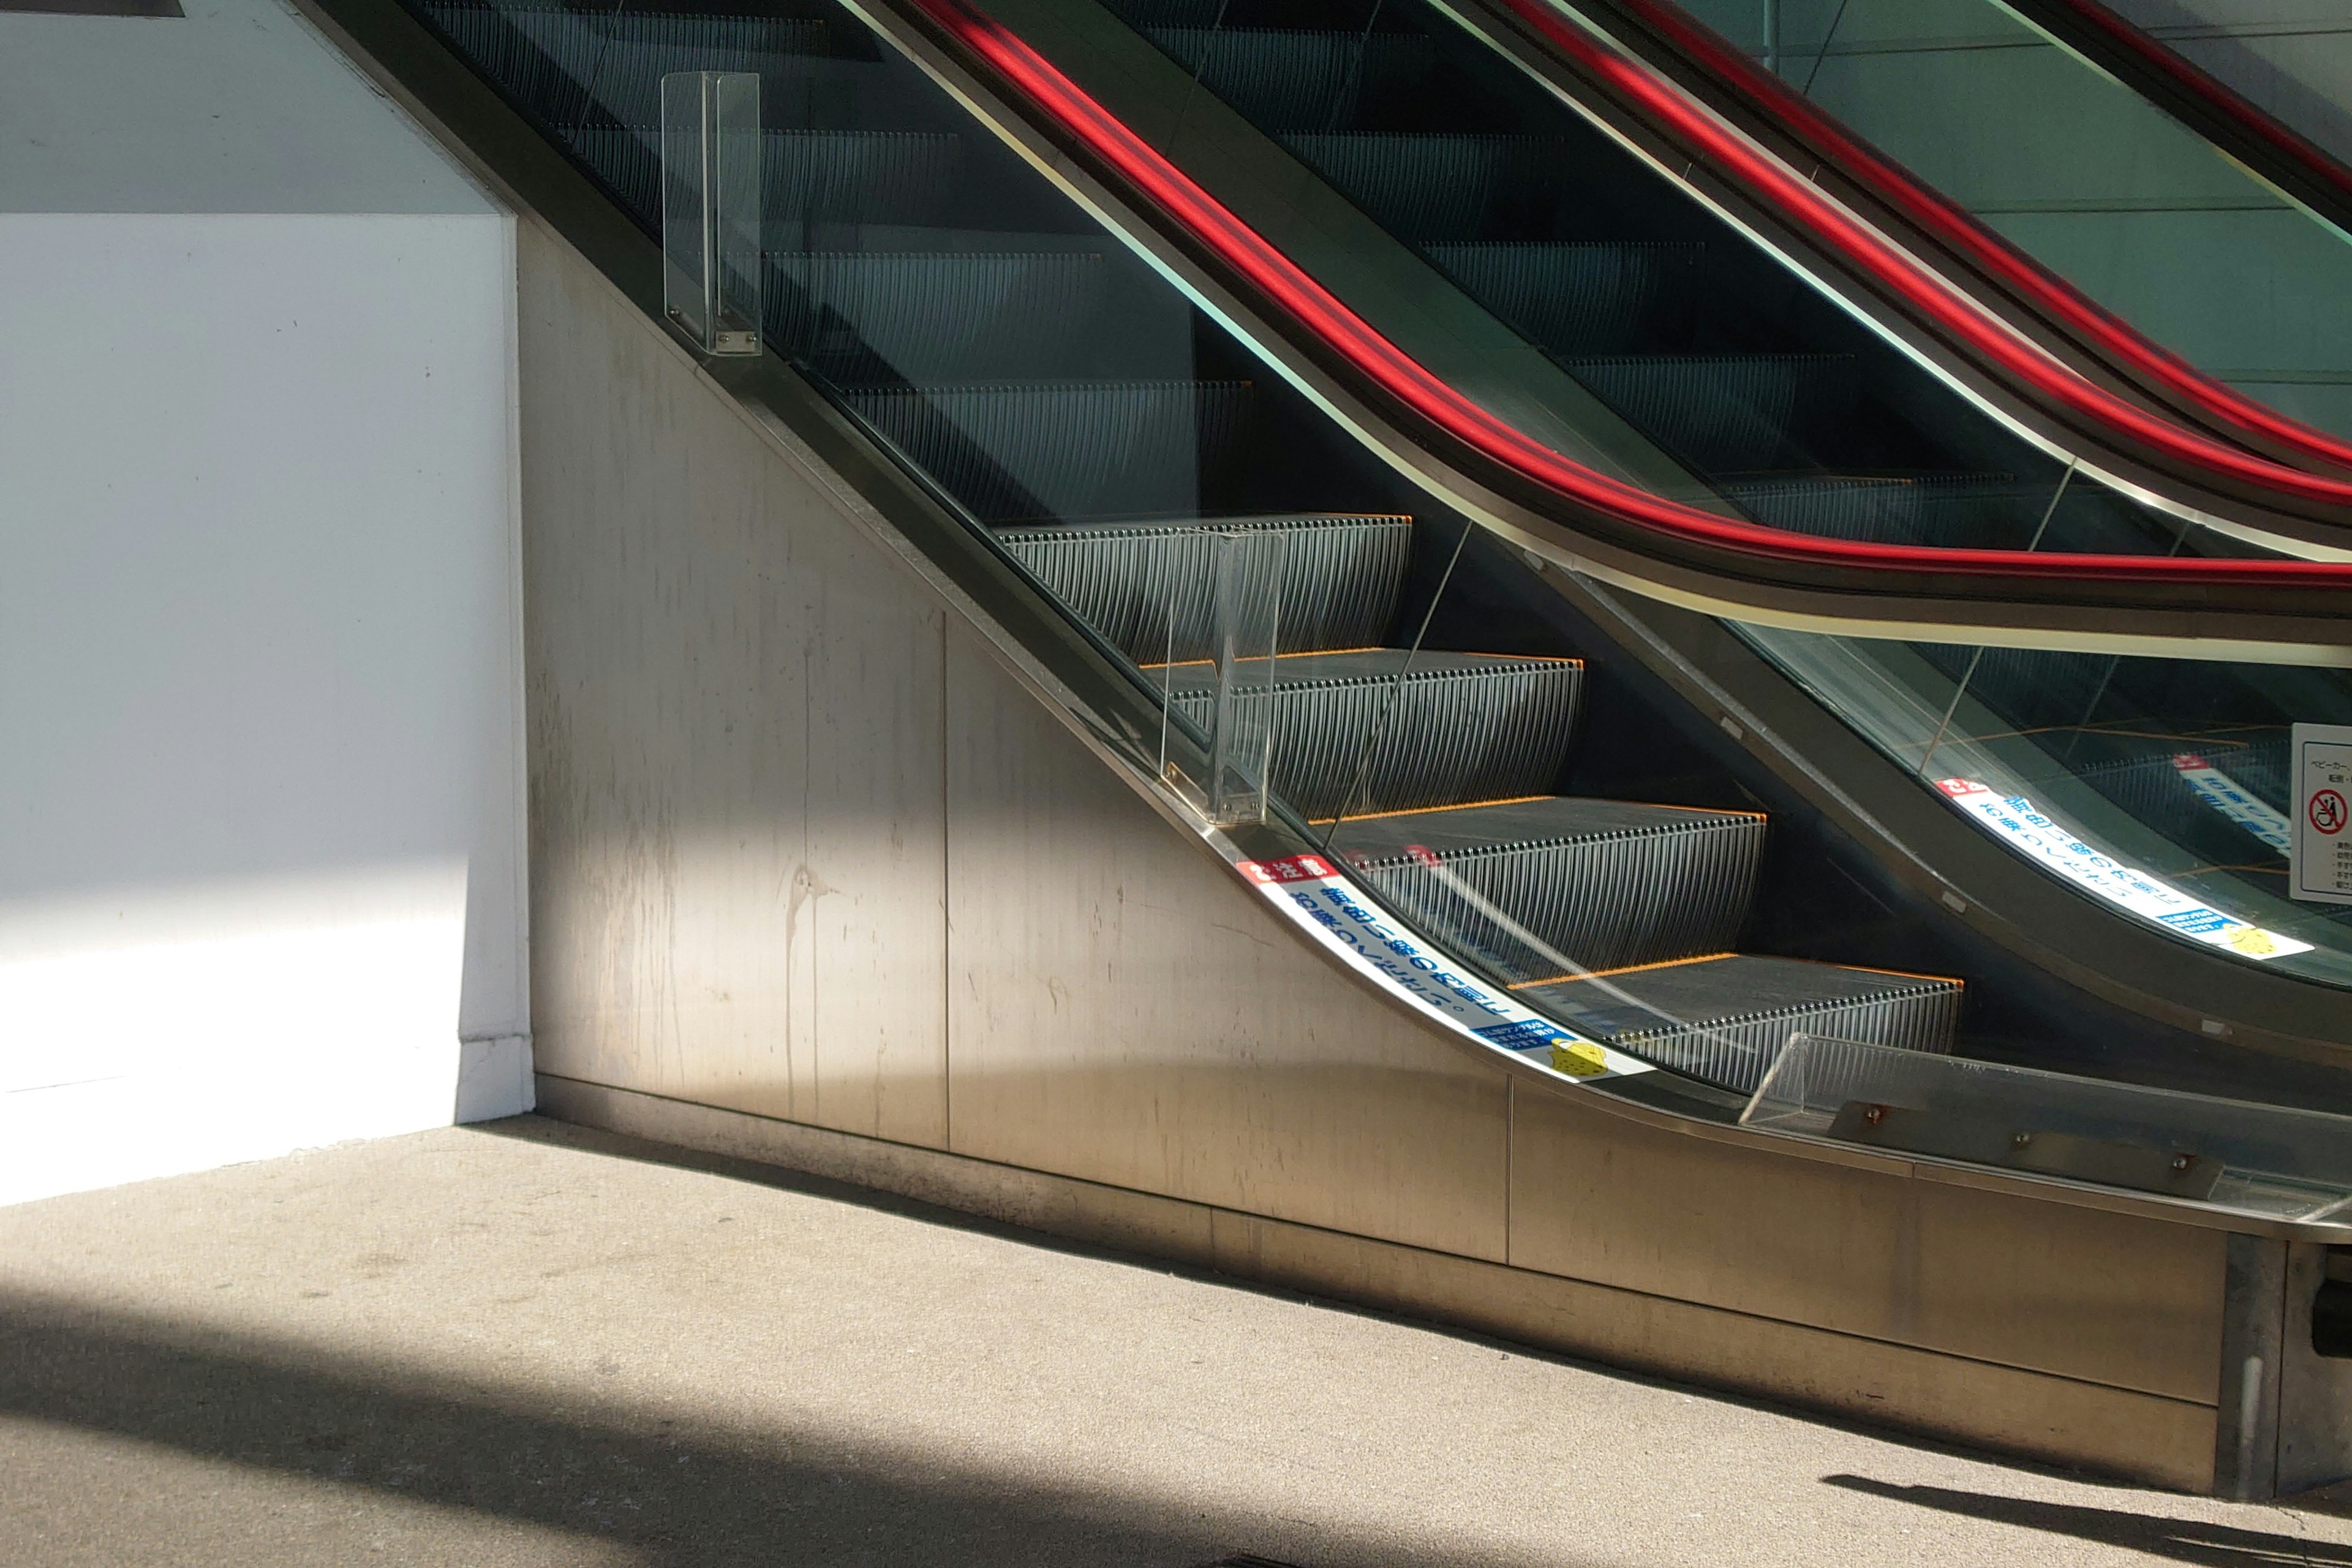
[1237,853,1651,1082]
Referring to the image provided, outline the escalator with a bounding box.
[304,0,2352,1492]
[1590,0,2352,456]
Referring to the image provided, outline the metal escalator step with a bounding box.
[1161,650,1581,819]
[1718,473,2038,549]
[995,515,1411,663]
[416,0,615,132]
[418,4,847,139]
[574,127,965,237]
[1141,28,1436,132]
[1276,134,1578,240]
[842,381,1251,524]
[767,252,1120,383]
[1331,796,1765,979]
[1421,241,1703,356]
[526,11,848,131]
[1513,952,1961,1095]
[1556,353,1859,477]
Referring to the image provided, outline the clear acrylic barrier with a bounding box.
[1738,622,2352,987]
[662,70,763,355]
[1744,1033,2352,1221]
[1200,528,1287,824]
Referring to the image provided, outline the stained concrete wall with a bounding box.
[0,0,527,1204]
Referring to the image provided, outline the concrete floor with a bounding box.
[5,1120,2352,1567]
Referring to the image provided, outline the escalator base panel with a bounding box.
[1514,953,1961,1095]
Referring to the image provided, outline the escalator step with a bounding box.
[842,381,1251,524]
[569,126,964,233]
[1513,952,1961,1094]
[1422,241,1703,356]
[526,10,846,132]
[1331,796,1765,978]
[1719,473,2037,548]
[417,0,616,132]
[1160,650,1580,819]
[768,252,1121,383]
[1141,28,1436,132]
[995,514,1412,663]
[1556,353,1859,476]
[1278,134,1575,240]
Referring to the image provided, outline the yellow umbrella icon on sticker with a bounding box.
[2226,925,2280,957]
[1550,1039,1610,1077]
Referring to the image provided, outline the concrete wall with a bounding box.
[2104,1,2352,171]
[0,0,527,1204]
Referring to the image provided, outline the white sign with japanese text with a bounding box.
[1936,778,2312,959]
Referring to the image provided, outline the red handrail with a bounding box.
[1589,0,2352,481]
[903,0,2352,590]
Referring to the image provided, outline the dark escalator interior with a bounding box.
[410,0,1974,1097]
[1096,0,2190,559]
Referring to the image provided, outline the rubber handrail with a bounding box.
[1581,0,2352,481]
[900,0,2352,592]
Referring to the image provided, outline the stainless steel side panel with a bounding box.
[541,1073,2220,1493]
[518,220,951,1147]
[2280,1244,2352,1493]
[943,624,1513,1261]
[1510,1082,2228,1406]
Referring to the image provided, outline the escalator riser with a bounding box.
[419,1,608,134]
[575,127,967,239]
[1517,954,1962,1093]
[1144,28,1436,134]
[1720,475,2035,549]
[768,253,1118,385]
[1610,985,1962,1094]
[521,12,837,131]
[843,382,1251,524]
[1560,355,1860,476]
[1422,241,1702,356]
[996,515,1411,663]
[1278,134,1573,240]
[1351,812,1763,976]
[1167,657,1581,819]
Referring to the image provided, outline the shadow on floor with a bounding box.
[1824,1475,2352,1566]
[0,1276,1484,1568]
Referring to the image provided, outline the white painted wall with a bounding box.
[0,0,528,1204]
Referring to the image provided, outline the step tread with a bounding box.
[1332,796,1762,864]
[995,513,1409,543]
[1517,952,1959,1033]
[1158,650,1579,692]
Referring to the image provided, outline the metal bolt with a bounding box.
[2172,1153,2194,1172]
